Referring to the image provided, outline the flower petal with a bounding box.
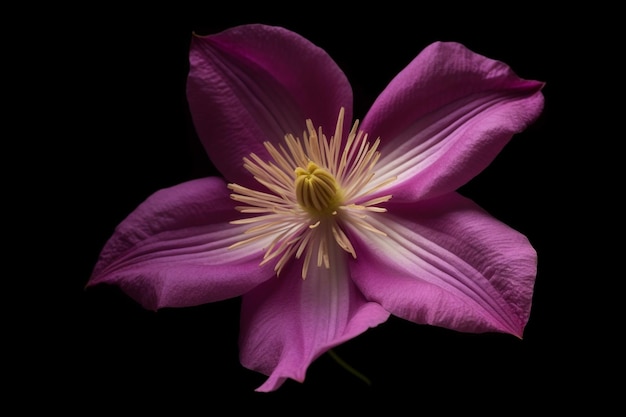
[238,248,390,392]
[187,24,353,187]
[360,41,544,202]
[88,177,274,310]
[349,192,536,337]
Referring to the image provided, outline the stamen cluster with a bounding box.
[228,108,395,279]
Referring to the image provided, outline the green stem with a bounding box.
[327,349,372,386]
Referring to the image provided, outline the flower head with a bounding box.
[88,24,544,392]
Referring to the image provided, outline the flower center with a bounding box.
[295,162,343,217]
[227,107,396,279]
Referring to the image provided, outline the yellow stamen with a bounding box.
[227,107,395,279]
[295,162,343,217]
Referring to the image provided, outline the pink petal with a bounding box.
[187,24,353,187]
[360,41,544,202]
[349,193,537,337]
[88,177,274,310]
[238,248,390,392]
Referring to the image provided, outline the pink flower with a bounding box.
[88,24,544,392]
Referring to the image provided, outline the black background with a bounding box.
[15,4,616,417]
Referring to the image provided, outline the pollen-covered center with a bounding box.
[227,107,396,279]
[295,162,343,217]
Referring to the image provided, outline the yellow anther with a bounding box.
[295,162,342,216]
